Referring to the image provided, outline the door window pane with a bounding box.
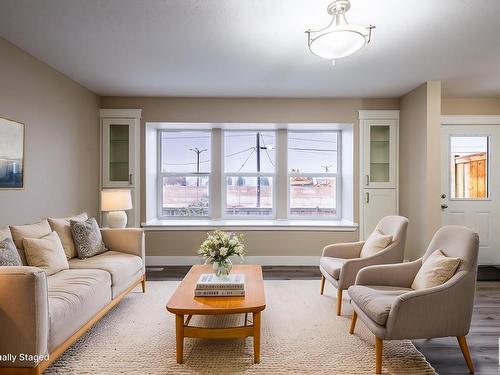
[225,176,273,216]
[162,176,209,216]
[289,176,336,216]
[288,132,338,173]
[450,136,488,199]
[161,131,210,173]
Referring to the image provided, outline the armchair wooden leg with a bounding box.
[336,289,342,316]
[457,336,474,374]
[375,336,383,374]
[320,275,325,295]
[141,274,146,293]
[349,311,357,334]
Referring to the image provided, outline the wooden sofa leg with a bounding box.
[141,275,146,293]
[349,311,357,334]
[457,336,475,374]
[320,275,325,295]
[336,289,342,316]
[375,336,383,374]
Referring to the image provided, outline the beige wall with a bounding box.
[0,37,100,227]
[442,98,500,115]
[100,96,399,257]
[399,81,442,260]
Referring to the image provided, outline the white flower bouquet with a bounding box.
[198,230,246,276]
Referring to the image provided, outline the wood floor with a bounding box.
[146,266,500,374]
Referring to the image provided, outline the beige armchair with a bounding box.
[348,225,479,374]
[319,216,408,315]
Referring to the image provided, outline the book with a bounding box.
[196,273,245,290]
[194,289,245,297]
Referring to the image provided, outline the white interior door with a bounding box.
[441,125,500,265]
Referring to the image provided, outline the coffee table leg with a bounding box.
[175,314,184,363]
[253,311,261,364]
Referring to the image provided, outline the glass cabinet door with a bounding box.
[364,120,396,188]
[102,118,135,187]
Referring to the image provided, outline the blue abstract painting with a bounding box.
[0,118,24,189]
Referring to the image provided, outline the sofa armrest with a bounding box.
[322,241,364,259]
[385,270,475,339]
[0,266,49,368]
[354,259,422,288]
[101,228,145,269]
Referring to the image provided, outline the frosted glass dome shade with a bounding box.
[309,29,367,60]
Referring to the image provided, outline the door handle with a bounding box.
[365,175,370,186]
[441,204,448,210]
[129,173,133,185]
[366,192,370,203]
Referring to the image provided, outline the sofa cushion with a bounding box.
[320,257,347,279]
[69,251,143,298]
[70,217,107,259]
[9,220,52,250]
[23,231,69,276]
[0,237,22,266]
[48,212,88,259]
[348,285,412,326]
[360,230,393,258]
[47,269,111,352]
[412,249,461,290]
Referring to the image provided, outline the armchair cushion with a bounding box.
[320,257,347,279]
[348,285,412,326]
[411,249,461,290]
[360,230,392,258]
[69,251,143,298]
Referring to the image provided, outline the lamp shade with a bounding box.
[101,189,132,211]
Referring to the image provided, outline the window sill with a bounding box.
[141,219,358,231]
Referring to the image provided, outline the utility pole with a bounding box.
[255,132,267,208]
[189,148,207,187]
[321,165,333,173]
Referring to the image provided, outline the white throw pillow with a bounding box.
[9,219,52,250]
[360,230,392,257]
[411,250,461,290]
[23,231,69,276]
[48,212,88,259]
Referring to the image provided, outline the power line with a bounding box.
[238,149,255,172]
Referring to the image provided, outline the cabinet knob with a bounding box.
[129,173,133,185]
[365,175,370,186]
[366,192,370,203]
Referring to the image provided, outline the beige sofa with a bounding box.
[0,224,145,375]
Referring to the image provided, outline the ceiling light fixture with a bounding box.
[306,0,374,65]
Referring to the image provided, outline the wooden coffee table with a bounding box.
[166,264,266,364]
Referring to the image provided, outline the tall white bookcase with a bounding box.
[359,110,399,240]
[99,109,141,227]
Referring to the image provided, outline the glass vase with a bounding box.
[213,258,232,277]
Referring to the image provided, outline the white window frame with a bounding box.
[287,130,342,220]
[221,129,277,219]
[157,129,212,219]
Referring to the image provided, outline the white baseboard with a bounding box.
[146,256,320,267]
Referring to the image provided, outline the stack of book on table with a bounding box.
[195,273,245,296]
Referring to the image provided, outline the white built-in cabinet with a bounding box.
[100,109,141,227]
[359,110,399,240]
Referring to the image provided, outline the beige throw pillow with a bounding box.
[23,231,69,276]
[9,219,52,250]
[48,212,88,259]
[360,230,393,257]
[411,250,461,290]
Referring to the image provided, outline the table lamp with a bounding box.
[101,189,133,228]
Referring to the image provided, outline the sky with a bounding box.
[160,130,338,174]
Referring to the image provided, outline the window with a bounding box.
[288,131,340,218]
[152,125,348,222]
[450,136,489,199]
[159,131,210,217]
[224,131,275,217]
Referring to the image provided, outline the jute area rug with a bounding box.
[45,280,436,374]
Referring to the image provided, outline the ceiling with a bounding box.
[1,0,499,98]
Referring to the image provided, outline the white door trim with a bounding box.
[442,115,500,125]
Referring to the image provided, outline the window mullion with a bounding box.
[211,128,222,219]
[276,129,288,219]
